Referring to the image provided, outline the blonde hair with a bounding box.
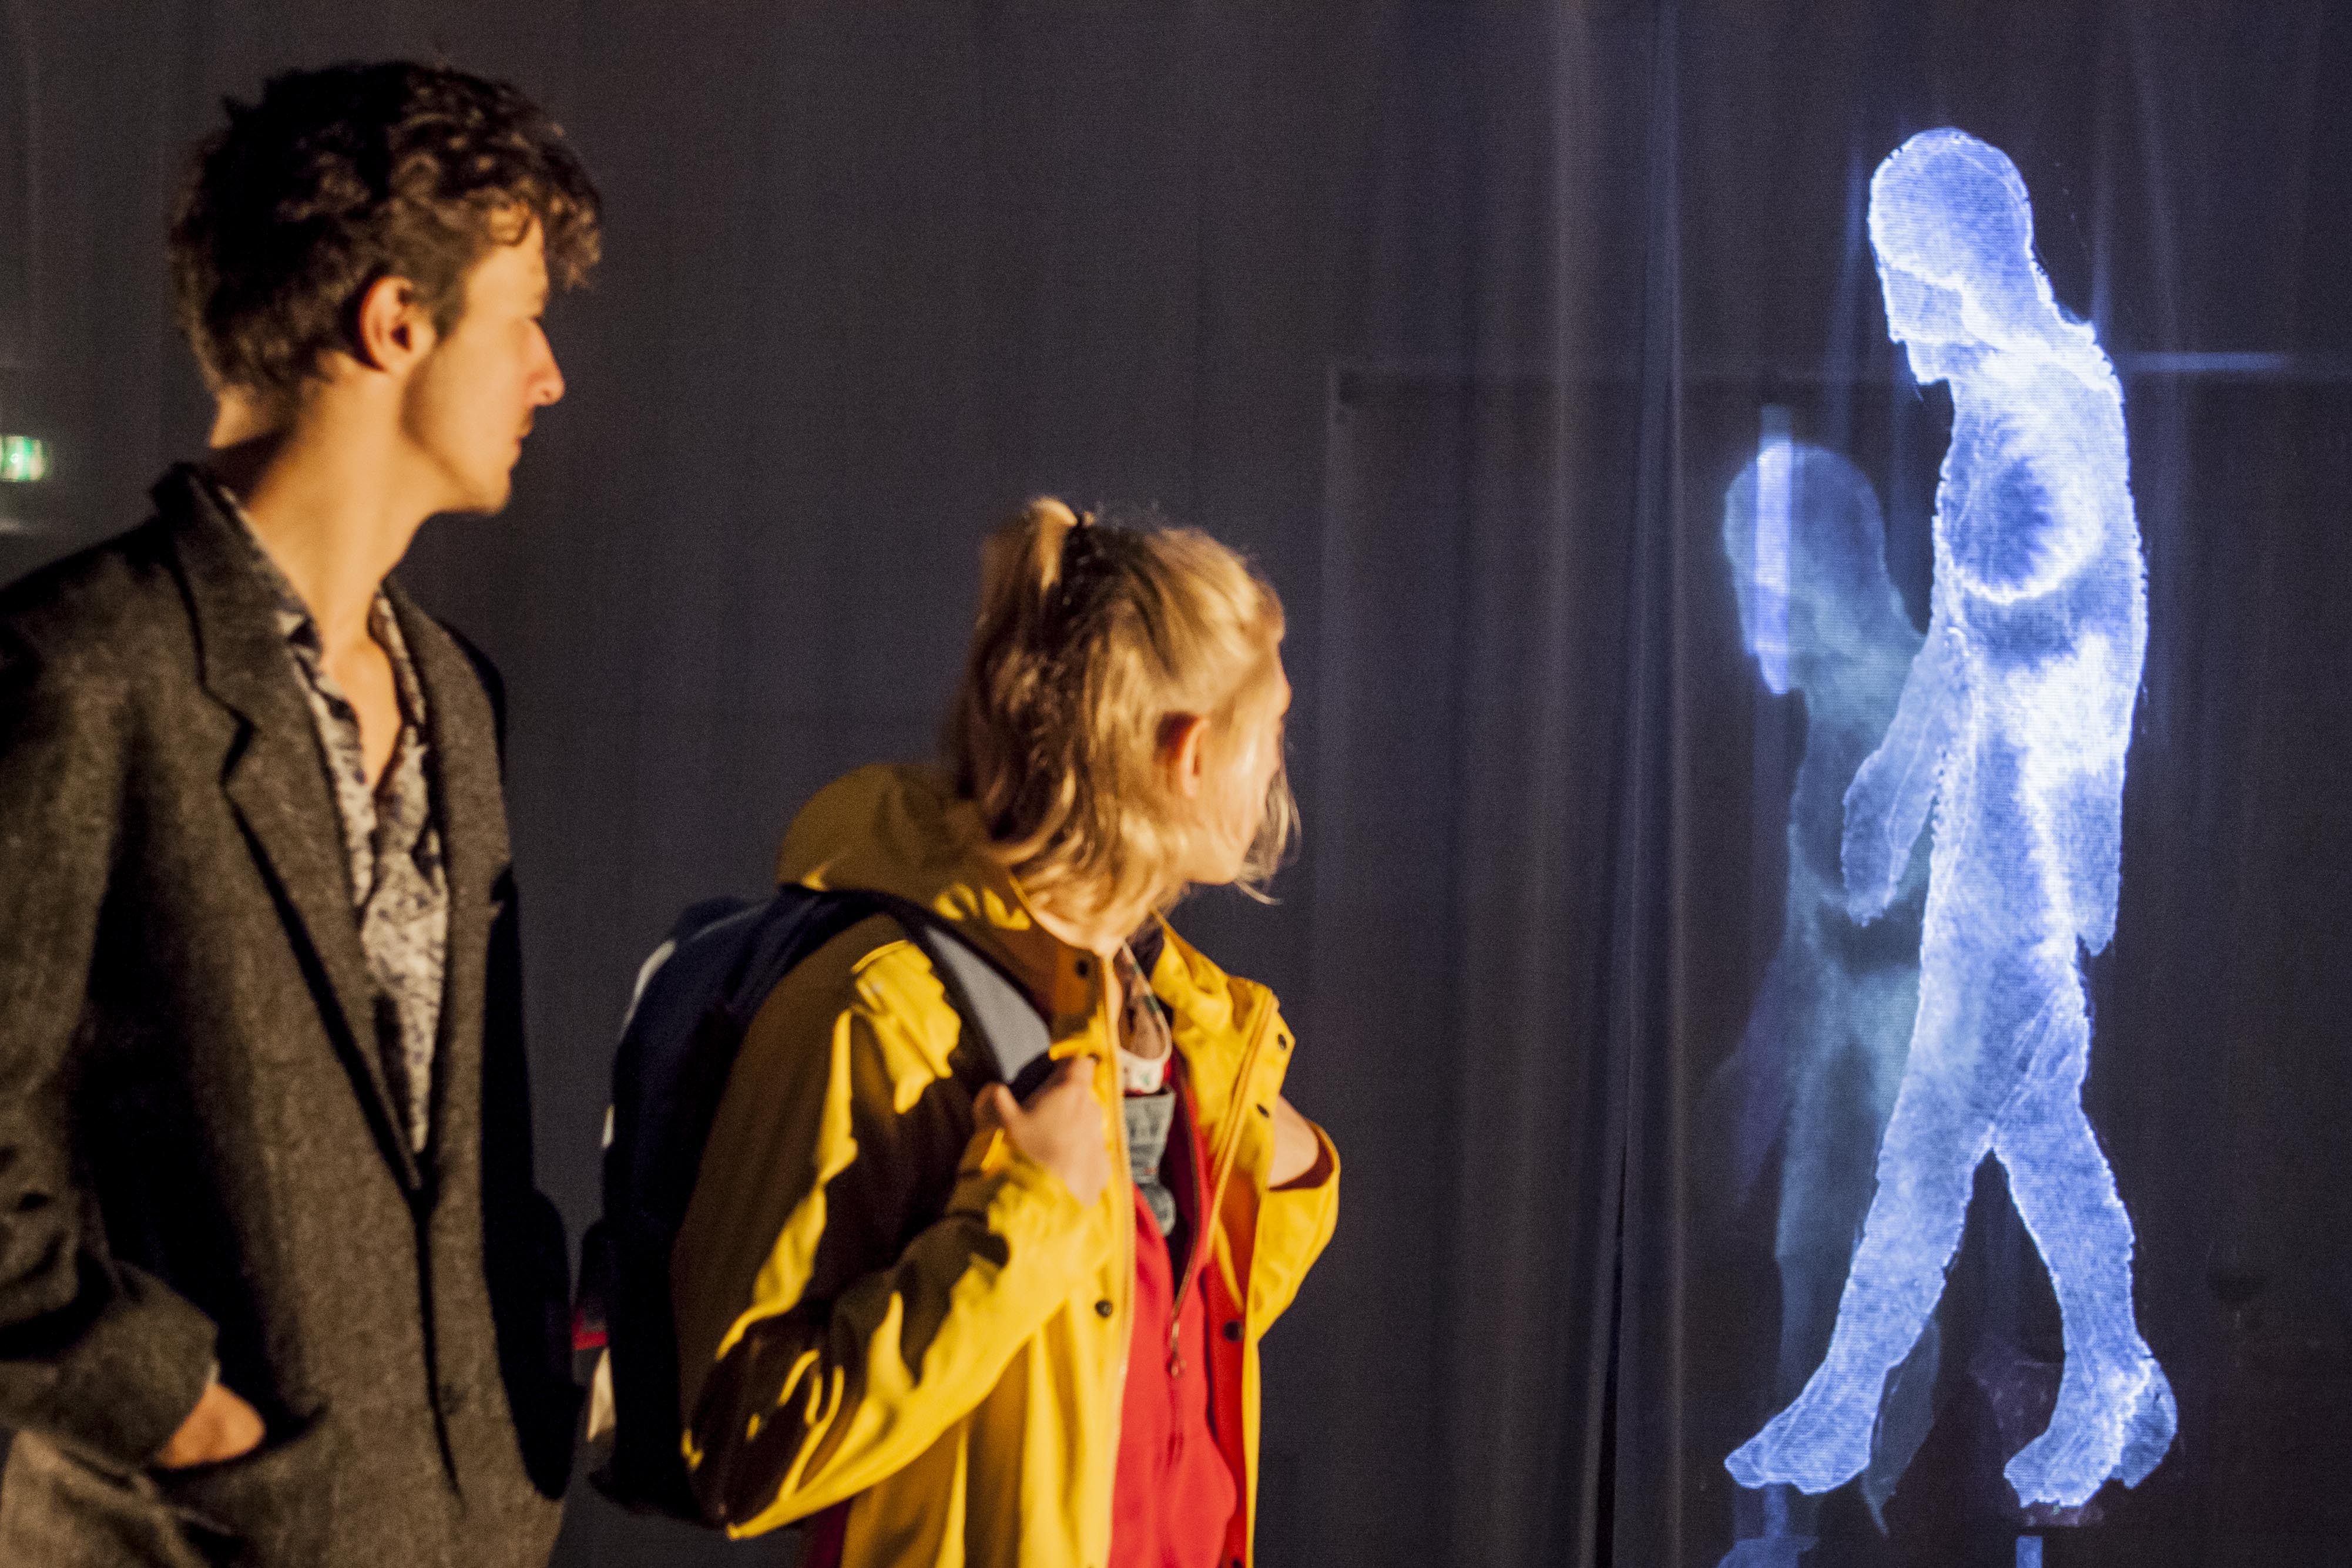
[947,497,1297,928]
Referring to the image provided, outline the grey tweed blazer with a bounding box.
[0,469,575,1567]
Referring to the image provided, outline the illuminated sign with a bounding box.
[0,434,44,482]
[1724,129,2173,1511]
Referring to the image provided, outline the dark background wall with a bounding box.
[4,5,2349,1566]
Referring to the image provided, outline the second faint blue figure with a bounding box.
[1725,128,2175,1509]
[1719,437,1935,1554]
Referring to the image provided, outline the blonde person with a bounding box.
[670,499,1338,1567]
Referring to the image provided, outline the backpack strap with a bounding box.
[851,892,1058,1102]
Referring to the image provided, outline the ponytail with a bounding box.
[948,496,1293,926]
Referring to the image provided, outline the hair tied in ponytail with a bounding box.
[951,495,1293,925]
[1053,508,1107,619]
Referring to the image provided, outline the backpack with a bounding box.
[575,885,1056,1522]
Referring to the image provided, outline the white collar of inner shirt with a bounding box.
[1118,1042,1170,1096]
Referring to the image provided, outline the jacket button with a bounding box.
[439,1380,471,1414]
[1095,1299,1115,1318]
[1223,1319,1243,1343]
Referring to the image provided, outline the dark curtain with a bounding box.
[1,4,2346,1566]
[1319,4,2352,1566]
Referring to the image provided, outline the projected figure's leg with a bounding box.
[1727,955,1994,1494]
[1991,971,2176,1506]
[1773,1029,1864,1399]
[1773,984,1911,1402]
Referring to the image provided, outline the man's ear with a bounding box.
[1159,713,1209,800]
[350,274,437,375]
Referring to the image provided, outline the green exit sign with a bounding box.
[0,435,48,482]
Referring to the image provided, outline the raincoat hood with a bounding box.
[777,761,1075,1002]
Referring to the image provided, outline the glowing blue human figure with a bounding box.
[1725,129,2174,1509]
[1717,439,1932,1551]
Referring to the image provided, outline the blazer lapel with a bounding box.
[388,580,508,1190]
[163,468,422,1192]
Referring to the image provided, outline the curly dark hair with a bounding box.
[169,60,602,398]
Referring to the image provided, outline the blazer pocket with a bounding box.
[156,1406,343,1568]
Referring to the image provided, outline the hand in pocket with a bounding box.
[156,1382,264,1470]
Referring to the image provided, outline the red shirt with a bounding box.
[1111,1079,1239,1568]
[801,1079,1243,1568]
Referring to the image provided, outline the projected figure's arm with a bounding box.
[1841,620,1960,924]
[2057,762,2123,953]
[2050,629,2132,954]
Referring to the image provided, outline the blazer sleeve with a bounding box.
[673,970,1103,1536]
[439,632,578,1498]
[478,869,581,1499]
[0,630,218,1466]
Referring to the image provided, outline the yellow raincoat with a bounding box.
[671,764,1340,1566]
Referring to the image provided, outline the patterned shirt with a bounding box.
[1115,940,1181,1238]
[228,491,448,1154]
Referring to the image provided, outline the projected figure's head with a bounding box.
[1868,129,2083,380]
[1722,440,1907,698]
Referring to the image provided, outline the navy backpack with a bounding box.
[576,885,1056,1522]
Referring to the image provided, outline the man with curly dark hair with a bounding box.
[0,61,598,1568]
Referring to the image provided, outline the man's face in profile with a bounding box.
[403,220,566,516]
